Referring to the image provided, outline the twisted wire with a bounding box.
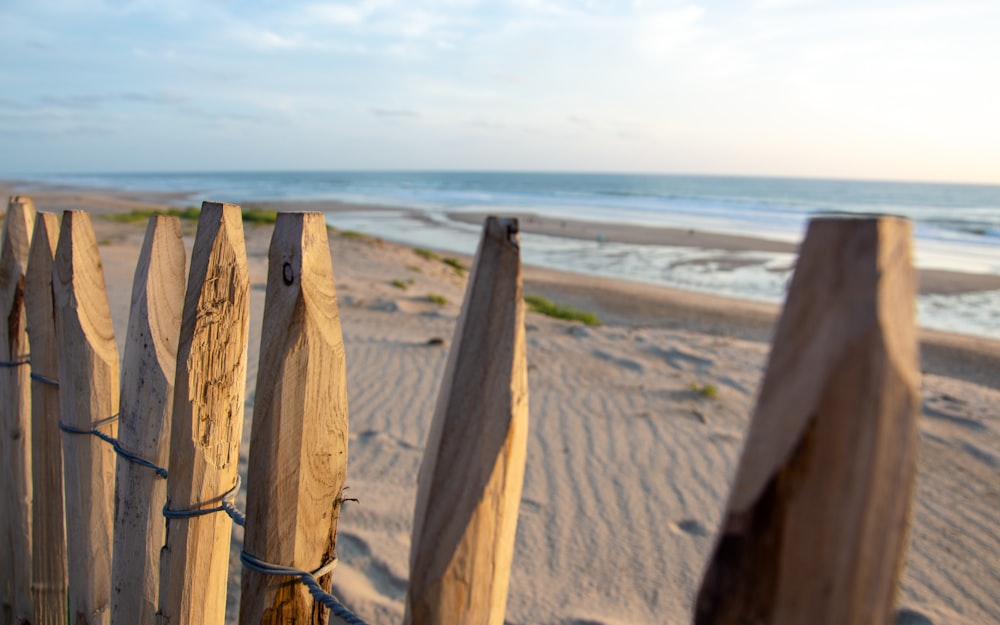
[58,415,168,479]
[240,552,369,625]
[30,372,59,386]
[1,354,60,385]
[163,476,245,527]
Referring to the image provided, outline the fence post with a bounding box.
[238,212,349,625]
[694,216,919,625]
[54,210,120,625]
[405,217,529,625]
[0,197,37,625]
[158,202,249,625]
[111,216,185,624]
[25,212,67,625]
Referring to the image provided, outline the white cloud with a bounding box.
[370,106,419,118]
[634,6,705,63]
[251,29,305,50]
[506,0,580,18]
[412,76,500,101]
[304,3,371,25]
[752,0,817,10]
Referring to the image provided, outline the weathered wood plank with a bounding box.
[111,216,185,625]
[158,202,249,625]
[238,212,349,625]
[405,216,529,625]
[24,212,66,625]
[54,210,120,625]
[0,197,37,625]
[694,216,920,625]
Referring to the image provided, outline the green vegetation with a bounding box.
[426,293,448,305]
[406,264,422,273]
[240,207,278,224]
[443,257,466,276]
[390,278,414,290]
[105,206,200,223]
[524,294,602,326]
[413,247,440,261]
[689,382,719,400]
[105,205,278,224]
[337,229,383,244]
[412,248,467,276]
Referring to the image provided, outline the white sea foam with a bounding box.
[324,209,1000,339]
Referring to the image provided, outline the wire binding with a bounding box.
[59,415,168,479]
[240,552,369,625]
[163,476,245,527]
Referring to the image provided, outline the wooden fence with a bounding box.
[0,196,918,625]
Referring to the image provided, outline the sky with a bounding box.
[1,0,998,183]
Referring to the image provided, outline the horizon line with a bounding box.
[4,168,1000,188]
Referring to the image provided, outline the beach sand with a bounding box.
[4,184,999,625]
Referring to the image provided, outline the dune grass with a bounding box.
[443,257,466,276]
[413,247,440,261]
[105,206,201,223]
[524,294,602,326]
[411,247,468,276]
[240,207,278,224]
[105,205,278,224]
[689,382,719,399]
[426,293,448,305]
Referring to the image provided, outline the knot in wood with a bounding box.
[503,218,520,248]
[282,262,294,286]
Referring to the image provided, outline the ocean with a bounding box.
[16,171,1000,338]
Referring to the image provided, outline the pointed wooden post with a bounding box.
[238,212,349,625]
[405,217,529,625]
[0,197,36,625]
[158,202,249,625]
[694,217,920,625]
[111,217,185,625]
[25,213,67,625]
[54,210,120,625]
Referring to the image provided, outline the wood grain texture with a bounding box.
[158,202,249,625]
[0,197,36,625]
[694,216,920,625]
[405,216,529,625]
[24,213,66,625]
[54,210,120,625]
[238,212,349,625]
[111,216,185,625]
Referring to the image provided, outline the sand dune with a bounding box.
[4,184,999,625]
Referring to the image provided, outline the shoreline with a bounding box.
[248,199,1000,297]
[3,182,998,390]
[7,179,1000,295]
[252,198,1000,297]
[451,210,1000,295]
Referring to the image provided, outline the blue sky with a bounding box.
[1,0,998,183]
